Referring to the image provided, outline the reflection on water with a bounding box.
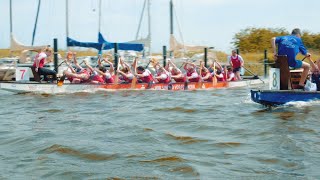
[0,88,320,179]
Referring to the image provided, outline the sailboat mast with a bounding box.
[169,0,173,57]
[66,0,69,50]
[147,0,151,55]
[9,0,13,33]
[170,0,173,35]
[98,0,102,33]
[135,0,146,40]
[32,0,41,45]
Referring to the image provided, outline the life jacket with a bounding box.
[79,69,91,83]
[201,71,213,82]
[32,52,46,68]
[225,71,236,81]
[121,73,133,83]
[157,71,171,83]
[90,74,105,83]
[139,69,153,83]
[216,74,225,81]
[171,70,186,82]
[187,70,200,82]
[231,55,242,69]
[104,72,114,83]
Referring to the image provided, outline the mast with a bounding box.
[9,0,13,34]
[32,0,41,45]
[66,0,69,50]
[147,0,151,56]
[98,0,102,33]
[135,0,146,40]
[169,0,173,57]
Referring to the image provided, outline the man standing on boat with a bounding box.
[228,50,244,81]
[271,28,311,89]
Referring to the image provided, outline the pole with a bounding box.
[66,0,69,50]
[53,38,58,73]
[163,46,167,67]
[147,0,151,56]
[32,0,41,45]
[9,0,13,33]
[236,49,239,55]
[169,0,173,57]
[9,0,13,57]
[204,47,208,68]
[114,43,118,70]
[264,49,268,78]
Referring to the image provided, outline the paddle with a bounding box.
[198,61,203,89]
[114,57,120,84]
[242,66,265,83]
[212,60,218,86]
[57,53,85,86]
[131,57,138,89]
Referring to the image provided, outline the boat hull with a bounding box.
[251,90,320,106]
[0,79,262,94]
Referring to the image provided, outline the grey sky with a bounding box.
[1,0,320,53]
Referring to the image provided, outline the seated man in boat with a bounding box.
[200,62,214,82]
[32,46,57,82]
[135,66,154,84]
[95,57,115,84]
[271,28,311,89]
[228,50,244,81]
[153,62,171,84]
[215,69,225,81]
[83,58,105,84]
[166,59,186,83]
[184,62,200,82]
[63,54,90,83]
[117,57,134,83]
[308,57,320,91]
[225,66,236,81]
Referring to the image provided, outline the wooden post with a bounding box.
[53,38,58,73]
[163,46,167,67]
[274,55,290,90]
[204,47,208,68]
[114,43,118,70]
[264,49,268,78]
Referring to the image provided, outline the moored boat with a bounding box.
[251,90,320,106]
[0,78,262,94]
[251,55,320,106]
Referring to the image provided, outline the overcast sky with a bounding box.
[1,0,320,53]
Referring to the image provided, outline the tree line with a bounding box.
[232,27,320,53]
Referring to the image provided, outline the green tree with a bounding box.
[232,27,288,53]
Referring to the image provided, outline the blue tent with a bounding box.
[98,33,144,51]
[67,33,144,51]
[67,37,104,50]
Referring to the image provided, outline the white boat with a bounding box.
[0,57,19,81]
[0,78,264,94]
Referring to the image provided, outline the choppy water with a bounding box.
[0,86,320,179]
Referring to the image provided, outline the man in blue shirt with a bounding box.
[271,28,311,88]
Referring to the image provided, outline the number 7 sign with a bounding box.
[16,67,30,81]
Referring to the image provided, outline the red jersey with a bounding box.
[230,55,242,69]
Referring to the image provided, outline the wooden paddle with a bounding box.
[212,60,218,86]
[242,66,265,83]
[57,53,86,87]
[198,61,203,89]
[131,57,138,89]
[114,57,120,84]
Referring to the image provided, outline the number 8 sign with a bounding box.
[269,68,280,90]
[16,67,30,81]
